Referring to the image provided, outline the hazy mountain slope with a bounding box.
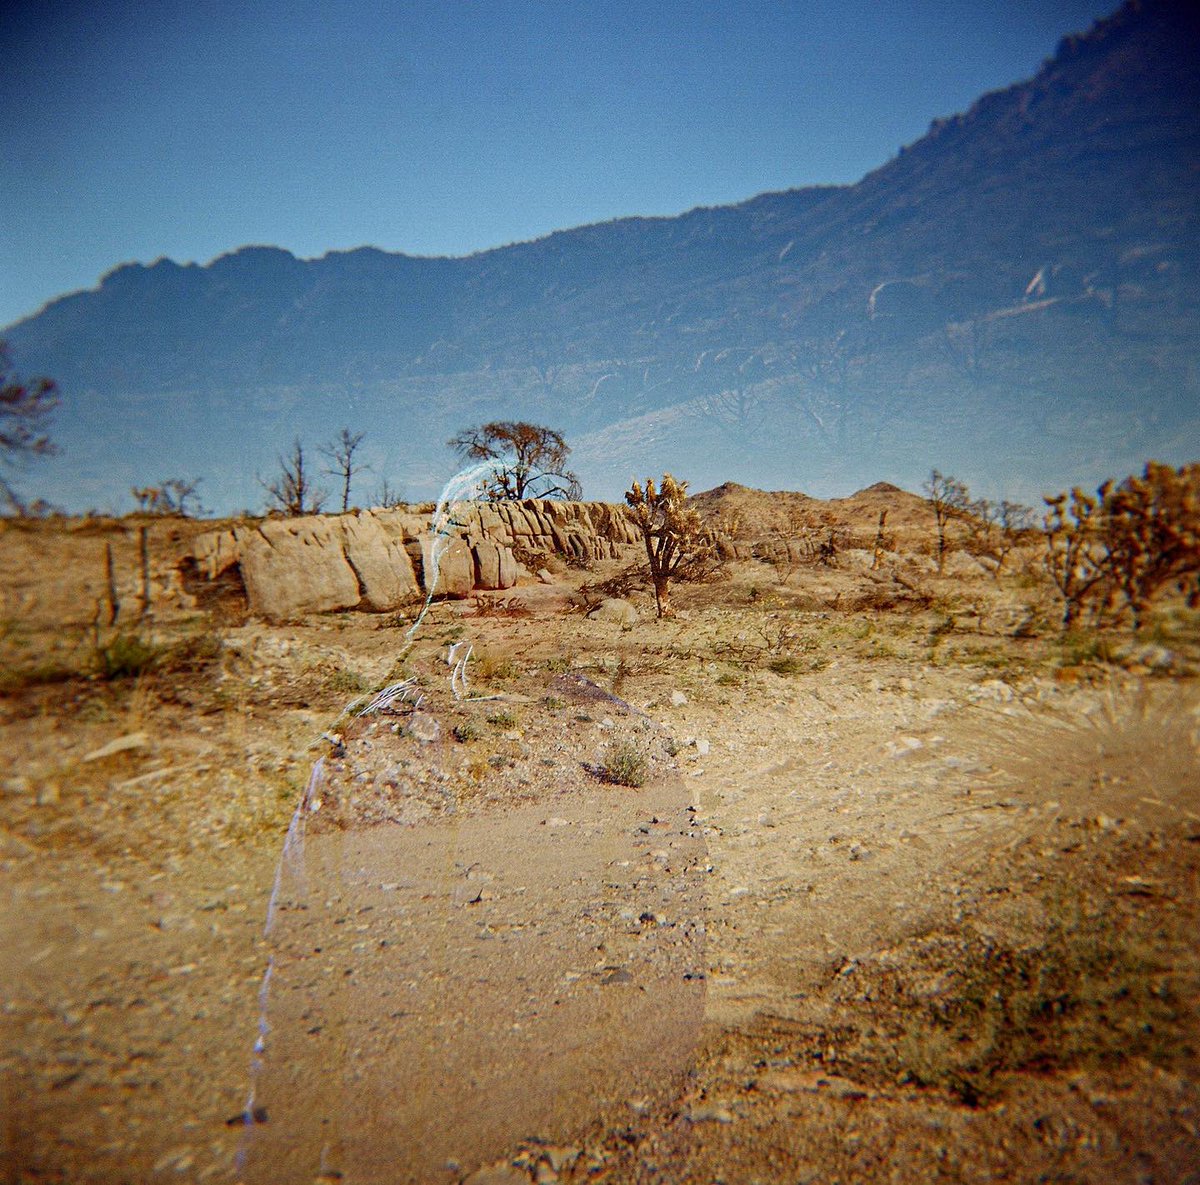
[5,0,1198,511]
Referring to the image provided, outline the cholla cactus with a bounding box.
[1043,484,1112,628]
[625,473,712,618]
[1103,462,1200,630]
[1043,462,1200,631]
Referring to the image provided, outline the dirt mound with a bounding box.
[690,480,933,546]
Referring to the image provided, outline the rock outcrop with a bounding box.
[179,501,639,621]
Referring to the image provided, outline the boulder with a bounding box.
[588,598,639,626]
[338,514,421,609]
[472,539,519,590]
[416,535,474,598]
[179,500,640,619]
[189,527,240,579]
[239,517,362,619]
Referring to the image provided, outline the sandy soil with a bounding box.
[2,516,1198,1184]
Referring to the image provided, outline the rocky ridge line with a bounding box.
[179,500,642,620]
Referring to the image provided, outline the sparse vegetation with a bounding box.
[448,421,582,500]
[261,438,327,516]
[625,473,716,618]
[877,892,1189,1105]
[319,428,369,513]
[94,631,161,680]
[923,469,970,573]
[0,341,58,515]
[601,738,649,787]
[1043,462,1200,630]
[130,478,204,517]
[452,720,483,742]
[1,470,1198,1185]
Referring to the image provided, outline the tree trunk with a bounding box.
[104,542,120,626]
[138,526,151,619]
[653,575,671,619]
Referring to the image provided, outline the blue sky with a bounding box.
[2,0,1116,329]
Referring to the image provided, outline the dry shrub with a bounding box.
[601,738,648,787]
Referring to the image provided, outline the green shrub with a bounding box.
[767,655,805,675]
[95,633,161,680]
[603,739,648,787]
[452,720,482,743]
[1059,630,1115,666]
[162,632,223,672]
[486,709,517,728]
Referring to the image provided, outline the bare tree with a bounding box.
[448,421,581,500]
[131,478,204,517]
[964,497,1035,577]
[371,477,406,508]
[625,473,714,618]
[320,428,369,512]
[261,439,327,516]
[0,341,58,513]
[923,469,971,573]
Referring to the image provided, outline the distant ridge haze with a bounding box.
[5,0,1198,513]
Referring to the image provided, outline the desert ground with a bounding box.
[1,488,1198,1184]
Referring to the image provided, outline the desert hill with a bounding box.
[691,480,936,543]
[4,0,1198,512]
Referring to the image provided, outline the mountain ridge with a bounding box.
[6,0,1198,512]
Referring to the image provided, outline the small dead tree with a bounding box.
[261,439,327,516]
[923,469,971,573]
[963,498,1034,577]
[994,500,1036,576]
[0,341,58,513]
[448,421,581,500]
[372,477,406,508]
[320,428,369,513]
[1043,486,1112,629]
[871,509,891,571]
[625,474,714,618]
[131,478,204,517]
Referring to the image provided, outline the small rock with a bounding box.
[2,776,32,796]
[82,732,150,763]
[694,737,710,756]
[537,568,555,585]
[971,679,1014,703]
[462,1162,530,1185]
[539,1147,580,1173]
[36,781,61,806]
[670,691,688,707]
[886,735,923,757]
[587,598,638,626]
[407,713,441,743]
[686,1103,735,1123]
[756,1069,872,1099]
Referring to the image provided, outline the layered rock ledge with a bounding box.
[178,500,641,621]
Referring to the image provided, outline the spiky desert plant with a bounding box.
[624,473,713,618]
[1043,484,1112,629]
[1102,461,1200,630]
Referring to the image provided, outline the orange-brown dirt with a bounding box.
[1,491,1198,1184]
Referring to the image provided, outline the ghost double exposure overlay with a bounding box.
[237,464,708,1184]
